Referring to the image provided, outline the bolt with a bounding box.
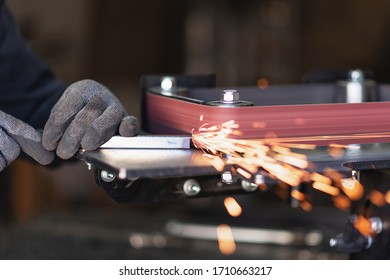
[241,180,258,192]
[183,179,201,196]
[160,76,176,91]
[329,238,338,248]
[222,89,240,103]
[349,69,364,83]
[221,171,235,184]
[100,170,116,182]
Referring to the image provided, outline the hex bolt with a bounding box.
[160,76,176,91]
[221,171,235,184]
[100,170,116,183]
[241,180,258,192]
[183,179,201,196]
[222,89,240,103]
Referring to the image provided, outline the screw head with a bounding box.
[183,179,201,196]
[241,180,258,192]
[160,76,176,91]
[100,170,116,182]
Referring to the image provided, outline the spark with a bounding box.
[353,215,372,237]
[386,191,390,204]
[312,181,340,196]
[369,190,386,207]
[291,189,305,201]
[224,197,242,217]
[191,120,390,250]
[299,200,313,212]
[340,178,364,201]
[310,172,332,185]
[332,195,351,211]
[192,120,323,191]
[192,120,348,198]
[216,224,236,255]
[257,78,269,89]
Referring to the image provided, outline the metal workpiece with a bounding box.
[101,135,191,149]
[206,89,254,107]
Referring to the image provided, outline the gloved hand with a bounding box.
[42,79,139,159]
[0,110,54,172]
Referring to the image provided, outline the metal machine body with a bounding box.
[78,73,390,259]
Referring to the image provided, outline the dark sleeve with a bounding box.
[0,0,66,129]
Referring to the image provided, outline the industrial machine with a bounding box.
[77,71,390,259]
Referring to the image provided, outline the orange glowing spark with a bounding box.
[291,190,305,201]
[333,195,351,211]
[310,172,332,185]
[224,197,242,217]
[369,190,386,207]
[386,191,390,204]
[274,154,309,169]
[300,200,313,212]
[191,120,367,211]
[323,168,343,182]
[236,168,252,179]
[293,118,307,126]
[340,178,364,201]
[199,114,204,121]
[353,215,372,237]
[327,146,345,159]
[217,224,236,255]
[204,154,225,172]
[277,143,317,150]
[257,78,269,89]
[312,181,340,196]
[252,122,267,128]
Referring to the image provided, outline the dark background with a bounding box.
[0,0,388,259]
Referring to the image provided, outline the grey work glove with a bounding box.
[0,110,54,171]
[42,79,139,159]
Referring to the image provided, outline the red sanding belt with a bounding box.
[146,93,390,145]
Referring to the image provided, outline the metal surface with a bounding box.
[78,142,390,180]
[100,135,191,149]
[78,148,217,179]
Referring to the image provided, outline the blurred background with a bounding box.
[1,0,390,259]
